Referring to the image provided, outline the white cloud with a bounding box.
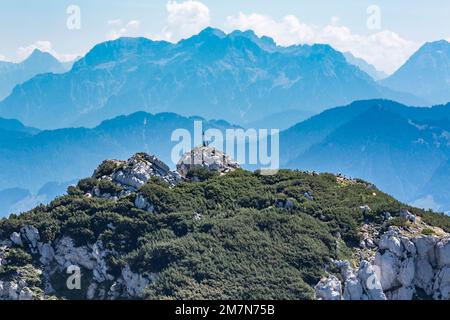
[107,20,142,40]
[318,25,420,74]
[225,12,315,46]
[225,12,420,74]
[155,0,210,42]
[17,41,78,62]
[0,54,6,61]
[107,19,123,27]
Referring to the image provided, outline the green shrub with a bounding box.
[387,217,409,228]
[94,160,122,178]
[421,228,435,236]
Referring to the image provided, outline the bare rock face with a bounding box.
[176,146,240,177]
[317,225,450,300]
[134,194,155,213]
[314,275,342,300]
[2,223,157,300]
[111,153,181,190]
[20,225,40,252]
[436,238,450,267]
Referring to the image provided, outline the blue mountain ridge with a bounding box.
[0,49,68,101]
[2,99,450,216]
[381,40,450,105]
[0,28,424,130]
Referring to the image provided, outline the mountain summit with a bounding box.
[0,28,422,129]
[0,49,67,101]
[382,40,450,104]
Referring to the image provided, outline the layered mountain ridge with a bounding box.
[0,49,69,101]
[382,40,450,105]
[0,28,423,130]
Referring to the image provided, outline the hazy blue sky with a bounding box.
[1,0,449,73]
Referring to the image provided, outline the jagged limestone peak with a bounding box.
[176,146,240,177]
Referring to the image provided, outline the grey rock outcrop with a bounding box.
[10,232,23,247]
[112,153,181,190]
[317,226,450,300]
[20,225,40,252]
[134,194,155,213]
[0,280,34,300]
[177,146,240,177]
[314,275,342,300]
[3,224,155,300]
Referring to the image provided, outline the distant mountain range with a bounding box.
[0,49,71,101]
[343,52,388,80]
[3,99,450,216]
[280,99,450,213]
[0,28,423,130]
[381,40,450,105]
[0,112,237,216]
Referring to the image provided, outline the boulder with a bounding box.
[134,194,155,213]
[10,232,23,247]
[379,230,404,257]
[399,210,417,223]
[314,275,342,300]
[20,225,40,250]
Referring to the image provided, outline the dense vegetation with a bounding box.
[1,169,449,299]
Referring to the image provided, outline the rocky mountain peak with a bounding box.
[94,153,181,191]
[176,146,240,178]
[315,207,450,300]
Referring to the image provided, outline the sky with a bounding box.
[0,0,449,74]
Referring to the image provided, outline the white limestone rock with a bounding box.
[54,237,96,270]
[134,194,155,213]
[10,232,23,247]
[375,251,400,291]
[357,261,387,300]
[314,275,342,300]
[398,257,415,287]
[39,243,55,265]
[433,266,450,300]
[86,282,97,300]
[414,256,435,295]
[177,146,240,177]
[436,238,450,268]
[20,225,40,251]
[379,230,404,257]
[112,153,180,190]
[399,210,417,223]
[389,286,415,300]
[413,236,438,266]
[343,269,363,300]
